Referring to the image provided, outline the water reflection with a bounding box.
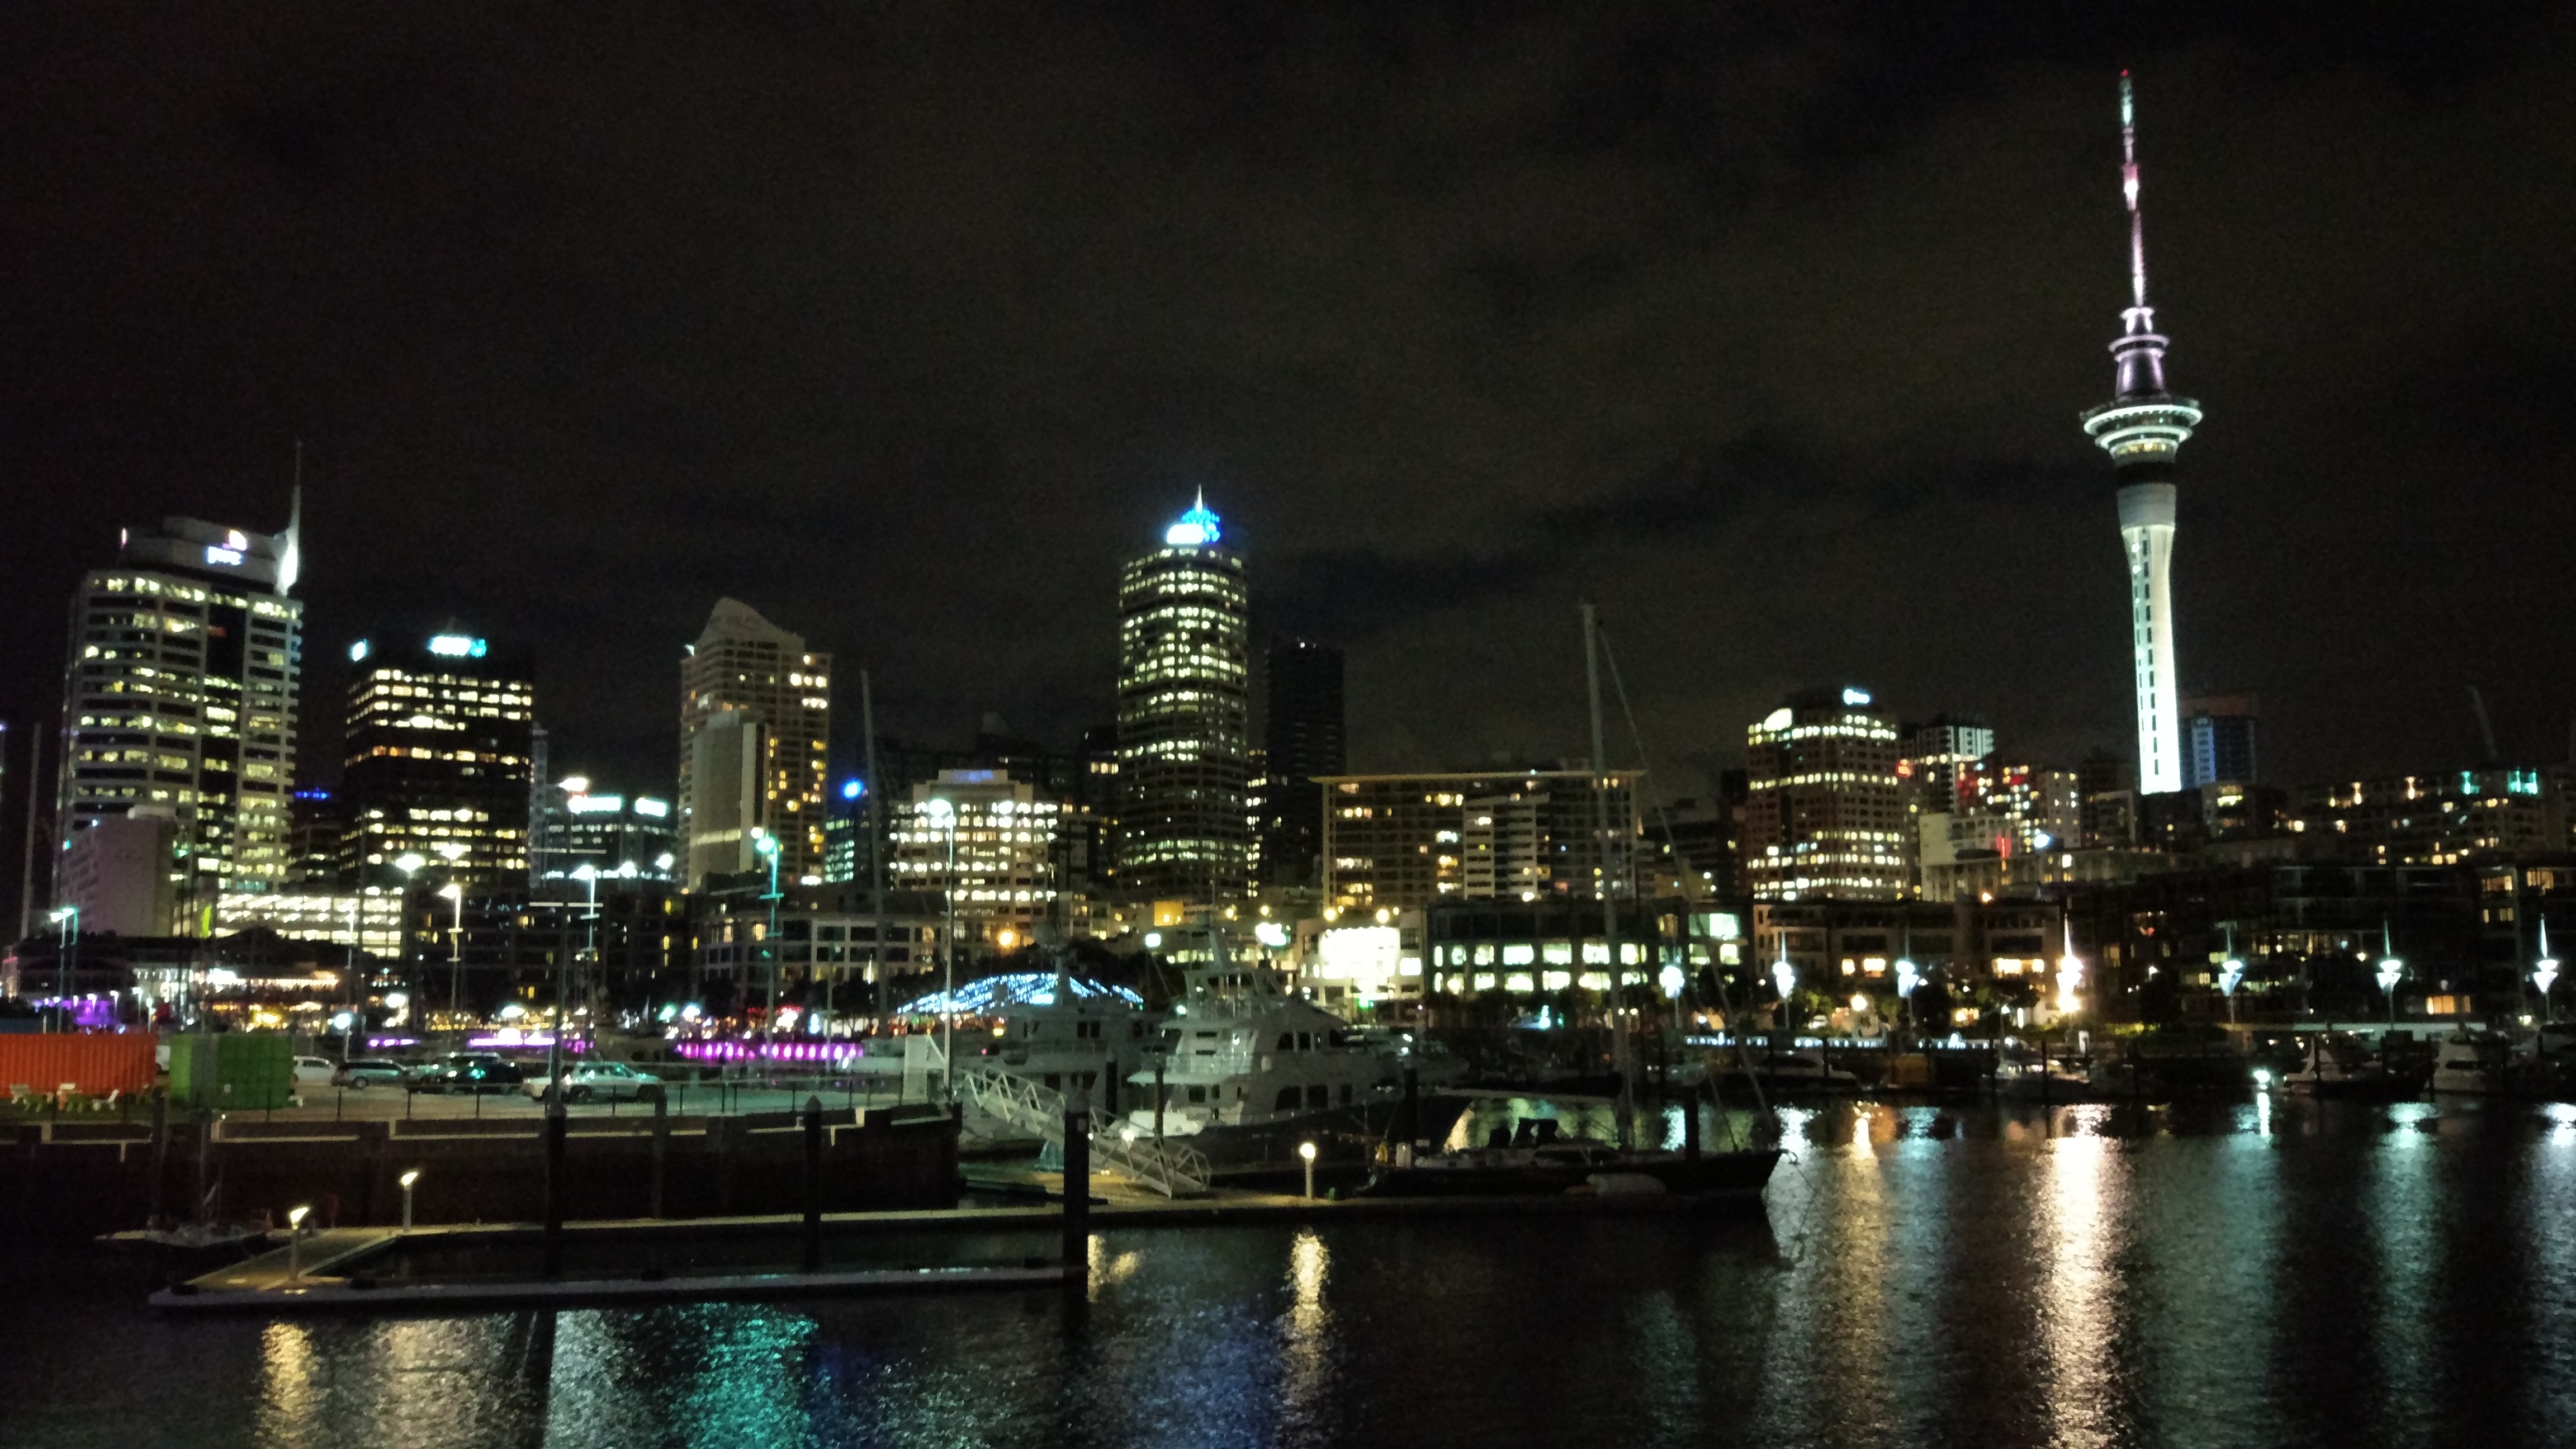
[2039,1134,2123,1447]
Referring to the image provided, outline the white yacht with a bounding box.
[1120,960,1467,1166]
[2429,1029,2511,1096]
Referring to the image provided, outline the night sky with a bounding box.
[5,4,2572,823]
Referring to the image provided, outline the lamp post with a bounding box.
[2055,919,2085,1020]
[2217,925,2246,1025]
[751,831,782,1045]
[921,798,959,1098]
[393,853,428,1030]
[399,1169,420,1231]
[564,864,597,1095]
[437,883,465,1020]
[286,1205,311,1281]
[1894,958,1920,1046]
[2375,922,2404,1030]
[46,905,80,1032]
[1299,1139,1318,1200]
[2535,920,2560,1027]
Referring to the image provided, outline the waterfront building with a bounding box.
[1899,714,1995,811]
[1317,770,1641,913]
[2079,75,2203,797]
[539,782,678,883]
[1924,761,2083,863]
[212,887,407,958]
[679,598,830,888]
[2183,693,2260,787]
[1741,689,1907,901]
[692,883,945,1003]
[2076,748,2138,847]
[1420,897,1703,1003]
[1259,638,1346,888]
[890,769,1063,951]
[55,810,180,937]
[338,629,534,892]
[56,506,304,921]
[1656,776,1747,900]
[1115,496,1251,900]
[1289,906,1424,1008]
[2290,768,2569,867]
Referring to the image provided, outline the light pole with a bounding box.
[2056,919,2085,1020]
[286,1205,311,1281]
[564,864,597,1094]
[2535,920,2560,1026]
[921,798,959,1098]
[393,853,428,1030]
[751,831,782,1045]
[1894,958,1920,1046]
[344,897,362,1057]
[437,883,464,1020]
[2218,925,2246,1025]
[1299,1139,1318,1199]
[399,1169,420,1231]
[46,905,79,1032]
[2375,922,2404,1030]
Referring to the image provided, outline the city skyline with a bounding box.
[3,11,2573,846]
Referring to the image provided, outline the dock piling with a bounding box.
[648,1090,668,1220]
[802,1095,823,1273]
[541,1094,566,1280]
[1063,1085,1090,1279]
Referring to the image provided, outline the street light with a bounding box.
[394,853,428,1027]
[2055,920,2084,1019]
[751,830,783,1045]
[2375,922,2404,1029]
[1893,958,1920,1045]
[46,905,79,1033]
[1299,1139,1318,1199]
[2217,926,2246,1025]
[2534,920,2560,1026]
[399,1169,422,1231]
[437,883,465,1020]
[919,798,962,1098]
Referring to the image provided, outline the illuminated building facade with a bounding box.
[2291,769,2569,867]
[890,769,1062,949]
[2080,75,2202,797]
[57,507,305,928]
[545,785,678,882]
[2184,692,2259,787]
[1318,770,1640,912]
[338,631,535,891]
[1742,689,1907,901]
[679,598,830,888]
[1115,497,1250,899]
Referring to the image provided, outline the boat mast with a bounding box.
[1584,604,1634,1148]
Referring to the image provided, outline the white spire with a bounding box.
[276,441,304,596]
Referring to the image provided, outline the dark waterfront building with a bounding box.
[411,879,692,1019]
[55,505,305,930]
[1115,496,1250,901]
[1259,637,1346,888]
[2184,692,2260,787]
[2289,766,2569,866]
[338,628,534,893]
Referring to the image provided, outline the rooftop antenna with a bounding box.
[277,439,306,596]
[2120,73,2149,315]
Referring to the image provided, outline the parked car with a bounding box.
[291,1056,338,1088]
[407,1054,527,1094]
[519,1060,660,1104]
[330,1059,411,1090]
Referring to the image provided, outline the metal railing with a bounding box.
[953,1067,1210,1198]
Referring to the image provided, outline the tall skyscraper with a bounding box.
[2182,693,2258,786]
[339,629,534,891]
[1259,637,1346,887]
[679,599,830,888]
[2080,74,2202,797]
[1116,495,1250,899]
[1741,688,1907,901]
[57,506,305,930]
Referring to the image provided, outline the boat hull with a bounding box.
[1142,1094,1477,1171]
[1363,1148,1781,1203]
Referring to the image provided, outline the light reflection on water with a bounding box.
[12,1100,2576,1448]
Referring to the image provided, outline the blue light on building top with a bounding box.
[841,778,866,801]
[1164,493,1222,548]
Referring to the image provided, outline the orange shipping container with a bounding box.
[0,1033,160,1097]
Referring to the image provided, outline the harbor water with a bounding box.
[7,1095,2574,1447]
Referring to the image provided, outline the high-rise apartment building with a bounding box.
[1259,638,1346,888]
[57,507,305,929]
[1115,497,1249,899]
[1318,770,1640,912]
[2183,693,2258,787]
[1742,689,1907,901]
[338,629,535,891]
[679,599,830,888]
[891,769,1063,949]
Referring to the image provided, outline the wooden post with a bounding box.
[148,1092,169,1226]
[802,1095,824,1273]
[1062,1085,1090,1278]
[648,1090,669,1219]
[541,1095,567,1280]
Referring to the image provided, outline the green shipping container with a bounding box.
[167,1033,292,1110]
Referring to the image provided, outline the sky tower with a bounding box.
[2081,73,2201,795]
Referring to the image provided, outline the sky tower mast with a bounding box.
[2082,72,2202,795]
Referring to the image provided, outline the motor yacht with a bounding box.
[2430,1029,2511,1096]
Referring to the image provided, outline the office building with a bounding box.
[55,809,180,937]
[2079,75,2203,796]
[679,598,831,888]
[1742,689,1908,901]
[2184,693,2259,786]
[889,769,1063,950]
[538,782,679,883]
[1259,638,1346,888]
[1319,770,1640,912]
[1900,714,1995,811]
[2291,768,2569,868]
[338,629,535,892]
[1115,496,1250,899]
[56,506,304,917]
